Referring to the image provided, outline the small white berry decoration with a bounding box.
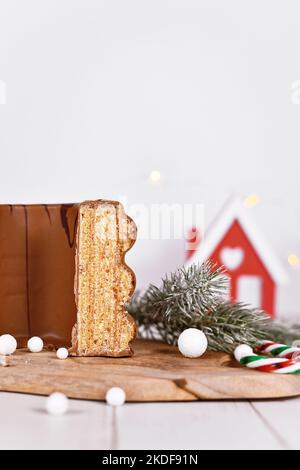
[56,347,68,360]
[27,336,44,353]
[234,344,253,362]
[178,328,208,358]
[46,392,69,416]
[105,387,126,406]
[0,334,17,355]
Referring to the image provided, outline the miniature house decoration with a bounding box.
[185,197,287,318]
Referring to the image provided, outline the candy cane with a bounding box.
[240,354,300,374]
[255,340,300,360]
[234,344,300,374]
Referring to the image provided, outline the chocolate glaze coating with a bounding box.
[0,204,78,348]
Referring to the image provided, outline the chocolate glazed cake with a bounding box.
[0,204,78,348]
[0,200,137,355]
[70,200,137,357]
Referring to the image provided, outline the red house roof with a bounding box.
[186,196,287,285]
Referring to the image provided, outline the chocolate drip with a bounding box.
[43,204,52,224]
[60,204,78,248]
[23,205,31,336]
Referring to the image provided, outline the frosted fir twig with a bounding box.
[127,262,300,353]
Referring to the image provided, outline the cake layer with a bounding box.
[0,204,78,347]
[71,200,136,357]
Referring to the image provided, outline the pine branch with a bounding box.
[128,261,227,322]
[200,302,300,353]
[127,262,300,353]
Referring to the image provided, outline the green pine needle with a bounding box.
[127,262,300,353]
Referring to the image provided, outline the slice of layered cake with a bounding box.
[70,200,137,357]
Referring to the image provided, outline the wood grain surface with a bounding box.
[1,339,300,401]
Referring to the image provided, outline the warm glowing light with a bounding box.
[244,194,260,208]
[288,254,299,267]
[149,170,161,184]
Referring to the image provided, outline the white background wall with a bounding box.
[0,0,300,317]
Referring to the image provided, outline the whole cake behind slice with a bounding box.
[70,200,137,357]
[0,204,78,348]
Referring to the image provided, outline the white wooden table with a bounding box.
[0,392,299,450]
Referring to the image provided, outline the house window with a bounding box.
[237,275,262,308]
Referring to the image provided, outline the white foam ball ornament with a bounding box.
[56,348,68,360]
[27,336,44,353]
[0,334,17,355]
[178,328,208,358]
[106,387,126,406]
[234,344,253,362]
[46,392,69,416]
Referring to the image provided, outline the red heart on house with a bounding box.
[220,247,244,271]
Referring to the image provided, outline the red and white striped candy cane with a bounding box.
[240,354,300,374]
[234,343,300,374]
[255,340,300,360]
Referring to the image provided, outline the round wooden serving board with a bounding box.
[1,339,300,401]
